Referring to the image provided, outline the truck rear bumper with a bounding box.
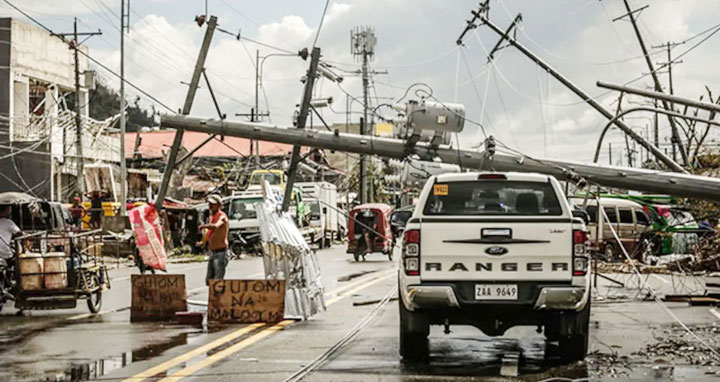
[402,282,588,312]
[533,286,587,310]
[406,286,460,309]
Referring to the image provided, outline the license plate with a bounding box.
[475,284,518,300]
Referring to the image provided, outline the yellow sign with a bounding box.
[433,184,449,196]
[374,123,393,137]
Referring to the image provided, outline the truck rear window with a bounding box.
[423,180,563,216]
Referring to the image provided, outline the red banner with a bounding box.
[129,204,167,271]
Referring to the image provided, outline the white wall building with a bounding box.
[0,17,119,201]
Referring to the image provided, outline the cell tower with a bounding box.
[351,26,377,203]
[351,26,376,60]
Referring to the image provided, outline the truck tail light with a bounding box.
[573,229,588,276]
[403,229,420,276]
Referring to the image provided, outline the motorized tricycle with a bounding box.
[346,203,393,262]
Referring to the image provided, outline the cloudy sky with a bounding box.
[4,0,720,165]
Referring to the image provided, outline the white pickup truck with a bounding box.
[398,172,591,361]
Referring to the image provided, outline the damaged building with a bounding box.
[0,17,119,201]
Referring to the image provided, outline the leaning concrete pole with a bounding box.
[281,47,321,212]
[155,15,217,209]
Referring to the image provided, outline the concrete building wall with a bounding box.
[0,18,11,135]
[0,18,94,200]
[8,18,86,90]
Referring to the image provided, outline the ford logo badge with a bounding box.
[485,246,508,255]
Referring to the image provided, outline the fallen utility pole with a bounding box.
[593,106,720,163]
[597,81,720,114]
[160,115,720,201]
[155,15,217,210]
[456,6,686,173]
[282,47,321,212]
[617,0,689,165]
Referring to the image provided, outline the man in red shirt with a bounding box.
[69,197,86,229]
[199,194,229,285]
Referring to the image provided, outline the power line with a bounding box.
[3,0,177,114]
[312,0,330,48]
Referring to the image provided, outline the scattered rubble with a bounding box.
[595,259,672,275]
[634,324,720,367]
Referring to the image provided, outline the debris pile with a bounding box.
[688,235,720,272]
[585,351,631,377]
[634,324,720,367]
[595,259,672,275]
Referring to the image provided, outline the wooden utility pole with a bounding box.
[155,15,217,209]
[58,19,101,197]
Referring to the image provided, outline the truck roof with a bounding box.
[435,171,552,183]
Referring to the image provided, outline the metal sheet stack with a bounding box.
[255,182,326,320]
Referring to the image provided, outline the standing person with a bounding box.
[86,190,105,229]
[199,195,229,285]
[69,197,87,230]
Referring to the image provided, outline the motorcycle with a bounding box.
[229,230,263,259]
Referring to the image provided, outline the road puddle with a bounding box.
[54,331,193,381]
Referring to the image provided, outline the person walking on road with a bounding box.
[86,190,106,229]
[199,195,229,285]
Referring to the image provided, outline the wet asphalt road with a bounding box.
[1,245,719,381]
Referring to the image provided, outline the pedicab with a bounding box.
[0,192,110,313]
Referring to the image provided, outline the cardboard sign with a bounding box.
[208,280,285,324]
[131,274,187,321]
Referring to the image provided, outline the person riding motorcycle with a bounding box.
[0,205,21,304]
